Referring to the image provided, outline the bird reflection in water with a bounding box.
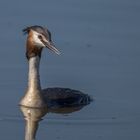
[20,87,92,140]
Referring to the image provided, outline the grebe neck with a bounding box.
[28,56,41,91]
[20,55,46,108]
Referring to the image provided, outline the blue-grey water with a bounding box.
[0,0,140,139]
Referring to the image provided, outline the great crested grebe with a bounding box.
[20,25,92,108]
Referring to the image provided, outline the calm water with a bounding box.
[0,0,140,140]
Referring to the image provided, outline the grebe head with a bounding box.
[23,25,60,59]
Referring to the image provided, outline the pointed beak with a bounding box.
[43,40,60,55]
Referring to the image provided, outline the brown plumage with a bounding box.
[26,30,43,59]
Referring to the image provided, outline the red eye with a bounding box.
[38,35,42,39]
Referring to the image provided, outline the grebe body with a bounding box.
[20,25,92,108]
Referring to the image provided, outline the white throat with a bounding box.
[28,56,41,91]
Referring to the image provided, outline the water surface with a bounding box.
[0,0,140,140]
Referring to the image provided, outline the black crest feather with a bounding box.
[22,26,31,34]
[22,25,52,41]
[22,25,43,34]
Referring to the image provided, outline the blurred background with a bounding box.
[0,0,140,140]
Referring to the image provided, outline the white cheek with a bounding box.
[32,32,45,47]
